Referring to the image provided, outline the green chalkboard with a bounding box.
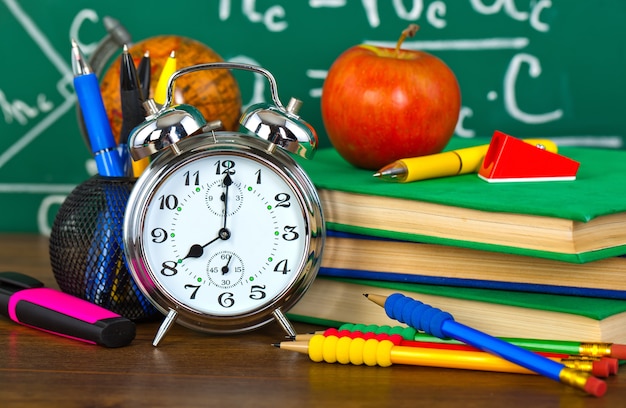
[1,0,625,233]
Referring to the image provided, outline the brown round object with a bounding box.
[100,35,242,142]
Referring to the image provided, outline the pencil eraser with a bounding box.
[601,357,619,375]
[584,376,607,397]
[609,343,626,359]
[591,361,610,378]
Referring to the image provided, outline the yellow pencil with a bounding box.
[274,334,603,376]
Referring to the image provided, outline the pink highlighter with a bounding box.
[0,271,135,347]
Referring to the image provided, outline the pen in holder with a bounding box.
[49,175,158,320]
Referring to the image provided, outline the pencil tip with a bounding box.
[372,173,381,178]
[144,50,150,57]
[363,293,369,298]
[71,38,77,47]
[170,50,176,58]
[123,43,129,52]
[271,343,280,348]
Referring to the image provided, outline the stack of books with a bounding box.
[288,139,626,343]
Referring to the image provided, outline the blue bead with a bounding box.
[430,309,454,338]
[391,294,410,321]
[401,297,419,324]
[384,293,404,319]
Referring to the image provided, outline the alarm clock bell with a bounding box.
[128,62,318,162]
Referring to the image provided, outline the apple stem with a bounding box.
[395,24,420,55]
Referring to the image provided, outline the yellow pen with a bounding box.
[154,50,177,105]
[373,138,557,183]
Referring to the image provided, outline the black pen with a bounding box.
[0,271,135,347]
[137,50,151,100]
[119,44,146,176]
[131,49,153,177]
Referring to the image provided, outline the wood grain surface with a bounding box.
[1,234,623,407]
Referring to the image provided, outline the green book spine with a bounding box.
[332,277,626,320]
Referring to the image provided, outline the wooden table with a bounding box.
[1,234,624,407]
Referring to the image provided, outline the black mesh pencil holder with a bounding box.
[49,175,158,321]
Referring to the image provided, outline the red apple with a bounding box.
[321,25,461,170]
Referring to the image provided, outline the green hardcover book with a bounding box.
[287,277,626,343]
[297,138,626,263]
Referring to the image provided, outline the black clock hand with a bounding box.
[182,175,234,261]
[221,254,233,275]
[182,228,231,260]
[183,238,218,260]
[221,173,232,229]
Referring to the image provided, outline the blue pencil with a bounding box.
[365,293,607,397]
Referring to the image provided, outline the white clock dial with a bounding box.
[140,151,308,317]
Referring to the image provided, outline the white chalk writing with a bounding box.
[220,0,288,32]
[470,0,552,32]
[0,0,622,236]
[0,90,53,125]
[503,53,563,124]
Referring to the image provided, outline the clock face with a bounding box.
[124,136,322,328]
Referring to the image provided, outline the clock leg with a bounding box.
[152,309,178,346]
[272,308,297,339]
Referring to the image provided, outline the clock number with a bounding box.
[273,259,291,275]
[160,261,178,276]
[218,292,235,308]
[215,159,236,175]
[184,284,200,299]
[151,227,168,243]
[184,170,200,186]
[282,226,299,241]
[255,169,262,184]
[275,193,291,208]
[158,194,179,210]
[250,285,267,300]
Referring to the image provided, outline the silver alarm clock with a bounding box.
[122,62,325,346]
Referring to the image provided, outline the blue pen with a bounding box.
[71,39,124,177]
[72,39,126,310]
